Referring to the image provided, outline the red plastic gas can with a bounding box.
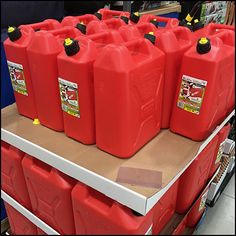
[61,14,98,27]
[61,14,99,36]
[186,187,209,228]
[95,8,140,25]
[4,203,37,235]
[170,32,235,141]
[208,124,231,178]
[147,27,193,128]
[27,27,82,131]
[71,182,153,234]
[139,14,179,28]
[176,137,218,214]
[119,25,193,128]
[22,155,76,235]
[57,31,123,144]
[193,23,235,39]
[86,17,127,35]
[1,141,32,210]
[3,20,61,120]
[95,8,130,20]
[119,22,159,42]
[94,38,165,158]
[153,179,179,235]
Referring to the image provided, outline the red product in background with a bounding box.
[153,179,179,234]
[193,23,235,39]
[119,22,159,42]
[139,14,179,28]
[1,141,32,210]
[71,182,153,234]
[186,187,209,228]
[176,136,218,214]
[3,19,61,120]
[170,31,235,141]
[4,203,37,235]
[96,8,130,20]
[86,17,127,35]
[61,14,98,27]
[208,124,231,178]
[27,27,82,131]
[22,154,76,235]
[94,38,165,158]
[57,31,123,144]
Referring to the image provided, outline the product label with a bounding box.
[215,141,226,164]
[199,189,209,212]
[177,75,207,115]
[58,77,80,118]
[7,60,28,96]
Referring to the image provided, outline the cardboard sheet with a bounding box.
[1,104,203,198]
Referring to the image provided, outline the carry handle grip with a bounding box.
[208,23,235,33]
[28,21,55,31]
[125,38,154,56]
[137,22,156,32]
[30,155,53,175]
[209,30,235,47]
[87,31,122,44]
[104,17,123,25]
[171,26,192,41]
[75,14,97,23]
[103,9,129,18]
[50,26,79,38]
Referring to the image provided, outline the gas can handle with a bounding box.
[30,156,53,175]
[208,23,235,33]
[137,22,156,31]
[27,21,56,31]
[209,30,235,47]
[125,38,154,56]
[104,17,123,25]
[75,14,97,23]
[50,26,79,38]
[103,9,129,18]
[87,31,108,41]
[171,26,192,41]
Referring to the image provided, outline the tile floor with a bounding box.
[194,173,235,235]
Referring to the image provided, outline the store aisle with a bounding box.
[194,173,235,235]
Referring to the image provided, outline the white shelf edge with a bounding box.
[146,110,235,212]
[1,129,147,215]
[1,110,234,215]
[1,191,59,235]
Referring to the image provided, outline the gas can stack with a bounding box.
[1,8,235,235]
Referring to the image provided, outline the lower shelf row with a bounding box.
[1,124,230,235]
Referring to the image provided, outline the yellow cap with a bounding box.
[8,26,15,33]
[199,37,208,44]
[33,118,40,125]
[65,38,73,46]
[194,19,199,23]
[185,14,193,22]
[134,12,139,16]
[80,21,85,25]
[148,31,154,35]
